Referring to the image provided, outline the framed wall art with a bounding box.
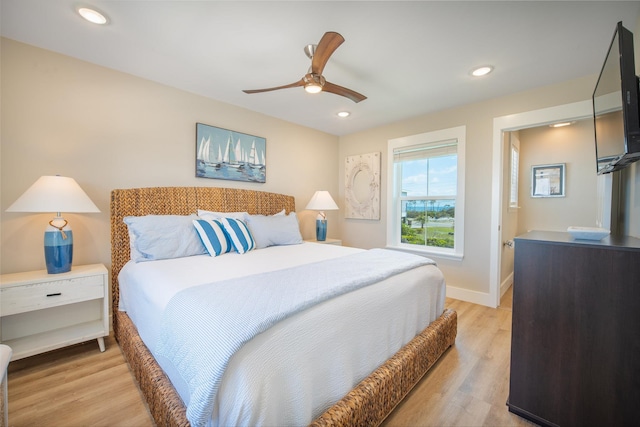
[345,152,380,219]
[196,123,266,183]
[531,163,565,198]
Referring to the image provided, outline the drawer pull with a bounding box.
[46,293,62,297]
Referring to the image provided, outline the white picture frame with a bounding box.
[345,152,381,219]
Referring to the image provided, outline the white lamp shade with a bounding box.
[305,190,339,211]
[6,175,100,213]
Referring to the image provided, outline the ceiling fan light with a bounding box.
[303,73,325,94]
[304,83,322,94]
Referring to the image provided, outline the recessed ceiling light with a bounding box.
[78,7,108,25]
[471,65,494,77]
[337,111,350,118]
[549,121,575,128]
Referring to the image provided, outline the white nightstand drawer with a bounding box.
[1,275,104,316]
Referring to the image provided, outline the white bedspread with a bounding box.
[119,242,446,427]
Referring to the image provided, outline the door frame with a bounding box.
[489,100,593,307]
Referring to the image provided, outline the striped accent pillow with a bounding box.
[218,217,255,254]
[192,219,232,257]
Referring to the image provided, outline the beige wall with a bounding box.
[338,75,597,295]
[516,119,597,235]
[0,38,339,274]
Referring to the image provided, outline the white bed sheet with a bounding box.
[119,242,446,426]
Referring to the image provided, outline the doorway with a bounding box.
[489,100,593,308]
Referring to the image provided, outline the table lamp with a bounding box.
[6,175,100,274]
[305,190,339,241]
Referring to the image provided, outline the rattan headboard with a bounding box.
[110,186,296,328]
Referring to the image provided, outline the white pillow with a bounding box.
[245,212,303,249]
[123,215,207,262]
[197,210,248,220]
[197,209,285,220]
[192,219,232,257]
[217,217,256,254]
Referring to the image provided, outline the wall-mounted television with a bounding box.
[593,21,640,174]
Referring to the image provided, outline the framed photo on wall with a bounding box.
[196,123,266,183]
[531,163,565,197]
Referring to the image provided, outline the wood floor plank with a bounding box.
[435,389,493,426]
[6,291,534,427]
[382,294,535,427]
[7,335,154,427]
[459,328,512,404]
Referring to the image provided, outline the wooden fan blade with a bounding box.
[323,81,367,103]
[311,32,345,75]
[243,79,305,94]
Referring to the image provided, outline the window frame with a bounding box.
[386,125,466,260]
[509,142,520,210]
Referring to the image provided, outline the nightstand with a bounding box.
[304,238,342,246]
[0,264,109,361]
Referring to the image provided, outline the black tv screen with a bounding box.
[593,21,640,174]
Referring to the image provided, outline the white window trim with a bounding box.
[386,125,466,260]
[509,142,520,211]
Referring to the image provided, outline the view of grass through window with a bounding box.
[401,199,455,248]
[400,154,456,248]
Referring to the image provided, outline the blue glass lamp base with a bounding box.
[44,227,73,274]
[316,219,327,241]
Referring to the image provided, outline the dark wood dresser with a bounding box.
[508,231,640,427]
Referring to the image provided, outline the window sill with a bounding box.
[385,244,464,261]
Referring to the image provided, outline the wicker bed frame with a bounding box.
[110,186,457,427]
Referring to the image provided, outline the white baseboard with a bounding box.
[446,285,496,308]
[445,274,512,309]
[500,272,513,298]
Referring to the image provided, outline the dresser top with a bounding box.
[515,230,640,251]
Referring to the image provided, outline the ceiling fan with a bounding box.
[243,31,367,103]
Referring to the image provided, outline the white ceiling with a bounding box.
[2,1,639,136]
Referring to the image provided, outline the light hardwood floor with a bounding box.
[7,289,533,427]
[382,288,532,427]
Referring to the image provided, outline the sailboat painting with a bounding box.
[196,123,266,183]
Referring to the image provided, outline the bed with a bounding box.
[110,186,457,427]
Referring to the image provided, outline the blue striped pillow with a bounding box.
[192,219,232,257]
[218,217,255,254]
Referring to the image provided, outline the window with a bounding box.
[509,143,519,209]
[387,126,465,259]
